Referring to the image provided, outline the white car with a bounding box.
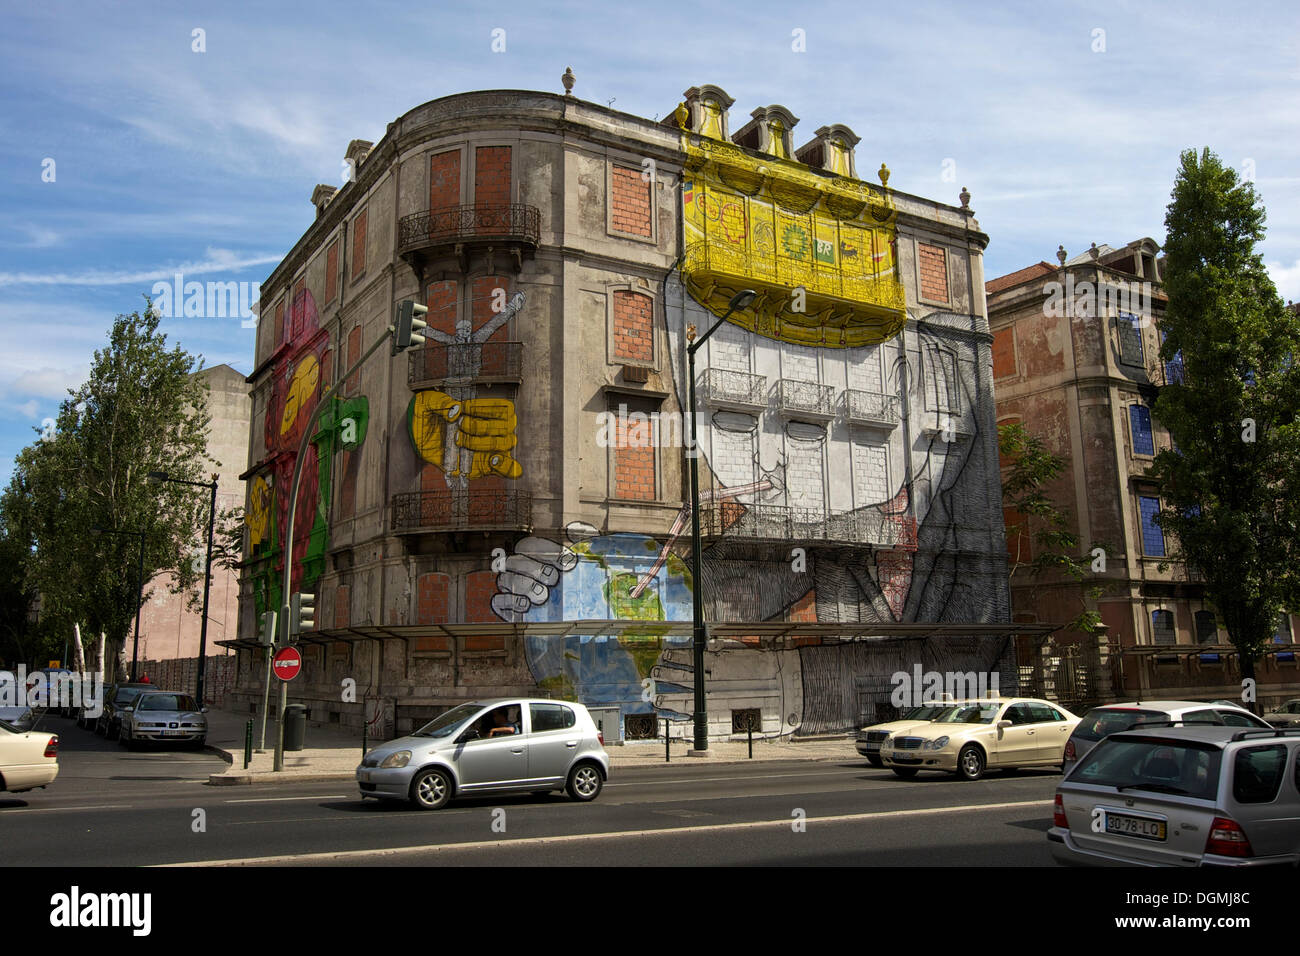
[0,715,59,794]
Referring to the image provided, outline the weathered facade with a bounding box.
[231,85,1017,740]
[988,242,1300,709]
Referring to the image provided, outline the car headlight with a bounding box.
[379,750,412,769]
[923,736,950,751]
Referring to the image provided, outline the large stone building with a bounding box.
[987,242,1299,708]
[229,82,1026,741]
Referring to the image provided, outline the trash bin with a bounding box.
[283,704,308,751]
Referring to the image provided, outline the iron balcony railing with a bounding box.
[697,501,900,547]
[391,489,532,534]
[408,342,523,389]
[845,389,901,427]
[777,379,835,419]
[397,203,541,256]
[698,368,767,410]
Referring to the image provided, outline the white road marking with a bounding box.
[607,768,865,788]
[225,795,349,804]
[0,804,132,814]
[158,799,1049,866]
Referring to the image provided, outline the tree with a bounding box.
[1148,148,1300,702]
[2,304,217,667]
[999,421,1104,636]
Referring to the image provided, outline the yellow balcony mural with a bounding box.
[681,133,907,348]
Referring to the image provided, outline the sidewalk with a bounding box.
[202,707,859,786]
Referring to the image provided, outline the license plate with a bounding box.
[162,729,188,736]
[1105,811,1167,841]
[358,771,371,783]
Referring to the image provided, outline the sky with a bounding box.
[1,0,1297,486]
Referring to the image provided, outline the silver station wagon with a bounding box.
[357,698,610,810]
[1050,726,1300,866]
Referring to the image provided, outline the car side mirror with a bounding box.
[458,728,480,744]
[201,707,208,714]
[996,720,1011,730]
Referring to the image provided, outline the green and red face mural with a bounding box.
[247,288,369,617]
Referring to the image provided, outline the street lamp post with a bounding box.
[149,471,218,708]
[685,289,757,753]
[90,526,146,681]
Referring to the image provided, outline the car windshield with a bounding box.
[900,705,949,721]
[413,703,483,738]
[1073,708,1166,742]
[115,687,146,704]
[937,703,1000,724]
[0,718,19,733]
[138,694,198,711]
[1070,737,1222,799]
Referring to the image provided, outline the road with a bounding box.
[1,716,1060,866]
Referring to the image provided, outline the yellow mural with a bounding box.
[408,390,522,480]
[247,474,271,548]
[681,131,907,348]
[279,353,320,438]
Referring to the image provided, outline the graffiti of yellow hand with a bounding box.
[407,391,521,480]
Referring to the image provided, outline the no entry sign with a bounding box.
[272,646,302,681]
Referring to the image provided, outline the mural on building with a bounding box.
[247,288,369,616]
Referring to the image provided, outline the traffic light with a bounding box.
[393,300,429,354]
[288,591,316,640]
[259,610,276,646]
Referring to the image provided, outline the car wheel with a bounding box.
[867,755,883,768]
[409,768,452,810]
[566,763,603,802]
[957,745,986,781]
[120,726,134,750]
[890,766,918,779]
[109,721,121,741]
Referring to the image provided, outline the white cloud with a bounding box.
[11,367,88,400]
[1267,259,1300,303]
[0,249,282,289]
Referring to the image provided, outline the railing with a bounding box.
[845,389,900,426]
[698,367,766,410]
[397,203,541,255]
[391,489,532,533]
[778,379,835,419]
[408,342,523,388]
[697,501,900,547]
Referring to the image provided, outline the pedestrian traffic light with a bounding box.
[259,610,276,646]
[288,591,316,640]
[393,300,429,354]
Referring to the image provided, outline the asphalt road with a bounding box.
[1,716,1061,866]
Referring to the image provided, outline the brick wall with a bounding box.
[345,325,361,394]
[611,164,652,237]
[474,146,512,206]
[339,450,357,519]
[612,290,653,362]
[782,347,818,382]
[324,241,338,305]
[709,321,750,372]
[846,345,883,392]
[417,572,450,625]
[918,242,949,303]
[612,412,656,500]
[852,440,889,506]
[711,425,755,487]
[137,655,236,708]
[430,149,461,209]
[786,440,825,512]
[472,275,510,342]
[992,326,1016,379]
[426,279,458,338]
[335,584,350,629]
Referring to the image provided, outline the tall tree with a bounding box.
[1149,147,1300,702]
[2,305,217,666]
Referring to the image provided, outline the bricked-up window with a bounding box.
[610,164,653,238]
[474,146,512,206]
[1118,311,1143,365]
[430,149,461,209]
[416,572,450,626]
[351,207,367,281]
[613,290,653,363]
[1195,610,1218,644]
[273,299,285,348]
[918,242,950,304]
[345,325,361,394]
[324,241,338,305]
[335,584,351,629]
[992,326,1016,379]
[611,396,658,501]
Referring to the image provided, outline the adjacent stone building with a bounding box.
[229,83,1025,741]
[987,242,1300,708]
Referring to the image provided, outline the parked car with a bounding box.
[1049,726,1300,866]
[1263,699,1300,729]
[1063,700,1272,776]
[0,706,37,732]
[879,697,1080,781]
[119,691,207,749]
[0,717,58,794]
[357,698,609,810]
[856,703,955,767]
[96,683,155,739]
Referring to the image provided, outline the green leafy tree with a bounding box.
[999,421,1104,635]
[1148,148,1300,700]
[2,305,217,668]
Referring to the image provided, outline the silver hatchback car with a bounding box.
[1050,726,1300,866]
[357,698,610,810]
